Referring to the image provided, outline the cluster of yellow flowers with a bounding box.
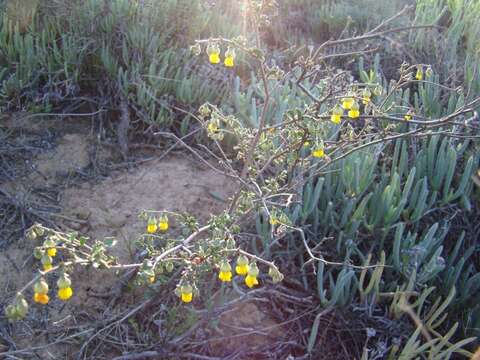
[33,273,73,306]
[341,93,361,119]
[312,145,325,159]
[177,255,283,303]
[416,64,433,81]
[329,84,385,126]
[207,43,235,68]
[146,215,169,234]
[217,255,260,288]
[33,235,58,271]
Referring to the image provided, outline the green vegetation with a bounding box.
[1,0,479,358]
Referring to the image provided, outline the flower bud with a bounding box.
[15,294,29,318]
[5,304,17,321]
[41,254,53,266]
[373,85,383,96]
[237,255,248,266]
[180,283,192,295]
[26,228,37,240]
[33,247,44,259]
[248,262,259,277]
[34,278,49,294]
[34,226,45,236]
[165,261,174,273]
[43,237,56,248]
[190,43,201,56]
[57,273,72,289]
[219,260,231,273]
[425,66,433,78]
[268,266,284,283]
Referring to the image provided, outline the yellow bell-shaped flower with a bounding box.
[158,215,169,232]
[224,47,235,68]
[331,104,343,124]
[207,43,221,65]
[147,217,157,234]
[218,260,232,282]
[58,287,73,301]
[236,255,249,276]
[180,284,193,303]
[348,101,360,119]
[342,93,355,110]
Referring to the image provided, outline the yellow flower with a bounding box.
[348,109,360,119]
[348,101,360,119]
[58,287,73,301]
[236,255,249,276]
[404,111,413,121]
[47,248,57,257]
[207,43,221,65]
[33,293,49,305]
[218,261,232,282]
[219,271,232,282]
[209,52,220,64]
[236,263,249,276]
[147,218,157,234]
[207,121,218,133]
[33,278,49,305]
[331,104,343,124]
[224,56,234,67]
[181,291,193,303]
[43,263,52,271]
[312,148,325,158]
[148,276,155,284]
[245,274,259,288]
[342,94,355,110]
[224,47,235,68]
[269,217,279,225]
[415,66,423,81]
[245,263,259,288]
[362,88,371,105]
[331,113,341,124]
[180,284,193,303]
[158,216,169,232]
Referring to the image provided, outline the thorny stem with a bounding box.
[16,259,90,295]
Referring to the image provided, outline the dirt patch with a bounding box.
[211,301,285,357]
[60,155,236,261]
[33,133,90,185]
[54,155,237,320]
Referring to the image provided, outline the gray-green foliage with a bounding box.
[253,130,479,354]
[0,0,242,121]
[412,0,480,106]
[276,0,408,45]
[229,71,318,127]
[250,58,480,354]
